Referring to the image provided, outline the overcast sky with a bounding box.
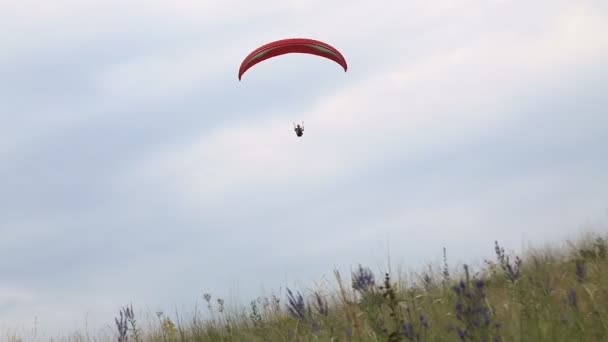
[1,0,607,337]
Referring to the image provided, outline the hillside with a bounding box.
[7,232,608,342]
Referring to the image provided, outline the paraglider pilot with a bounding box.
[293,122,304,137]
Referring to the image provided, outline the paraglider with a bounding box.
[293,122,304,137]
[238,38,348,80]
[238,38,347,137]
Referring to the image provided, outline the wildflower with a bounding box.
[286,288,306,320]
[249,301,263,327]
[115,312,128,342]
[203,293,212,303]
[450,265,500,341]
[419,313,429,329]
[115,304,139,342]
[452,285,462,295]
[352,264,376,292]
[217,298,225,313]
[482,308,491,327]
[422,272,433,290]
[575,260,586,283]
[162,317,177,337]
[271,294,281,312]
[567,288,577,308]
[494,241,522,282]
[457,327,467,340]
[442,247,451,284]
[402,321,415,340]
[313,292,329,316]
[455,302,464,319]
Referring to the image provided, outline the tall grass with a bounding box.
[6,232,608,341]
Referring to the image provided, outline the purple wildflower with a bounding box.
[286,288,306,320]
[420,314,429,329]
[115,311,128,342]
[482,308,491,327]
[575,260,586,283]
[455,302,464,319]
[452,285,462,295]
[422,273,433,290]
[115,304,137,342]
[450,264,501,341]
[402,322,415,340]
[203,293,211,303]
[313,291,329,316]
[352,264,376,292]
[457,327,467,340]
[442,247,451,284]
[567,288,577,308]
[494,241,522,282]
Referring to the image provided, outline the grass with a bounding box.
[5,232,608,341]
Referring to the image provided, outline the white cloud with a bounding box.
[128,2,608,211]
[95,43,240,101]
[1,0,607,336]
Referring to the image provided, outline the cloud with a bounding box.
[129,1,608,212]
[1,0,607,336]
[95,42,247,102]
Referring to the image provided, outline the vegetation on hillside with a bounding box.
[6,232,608,342]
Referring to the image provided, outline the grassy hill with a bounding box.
[7,232,608,341]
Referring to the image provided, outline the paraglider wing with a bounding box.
[238,38,348,80]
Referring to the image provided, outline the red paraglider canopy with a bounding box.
[238,38,348,80]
